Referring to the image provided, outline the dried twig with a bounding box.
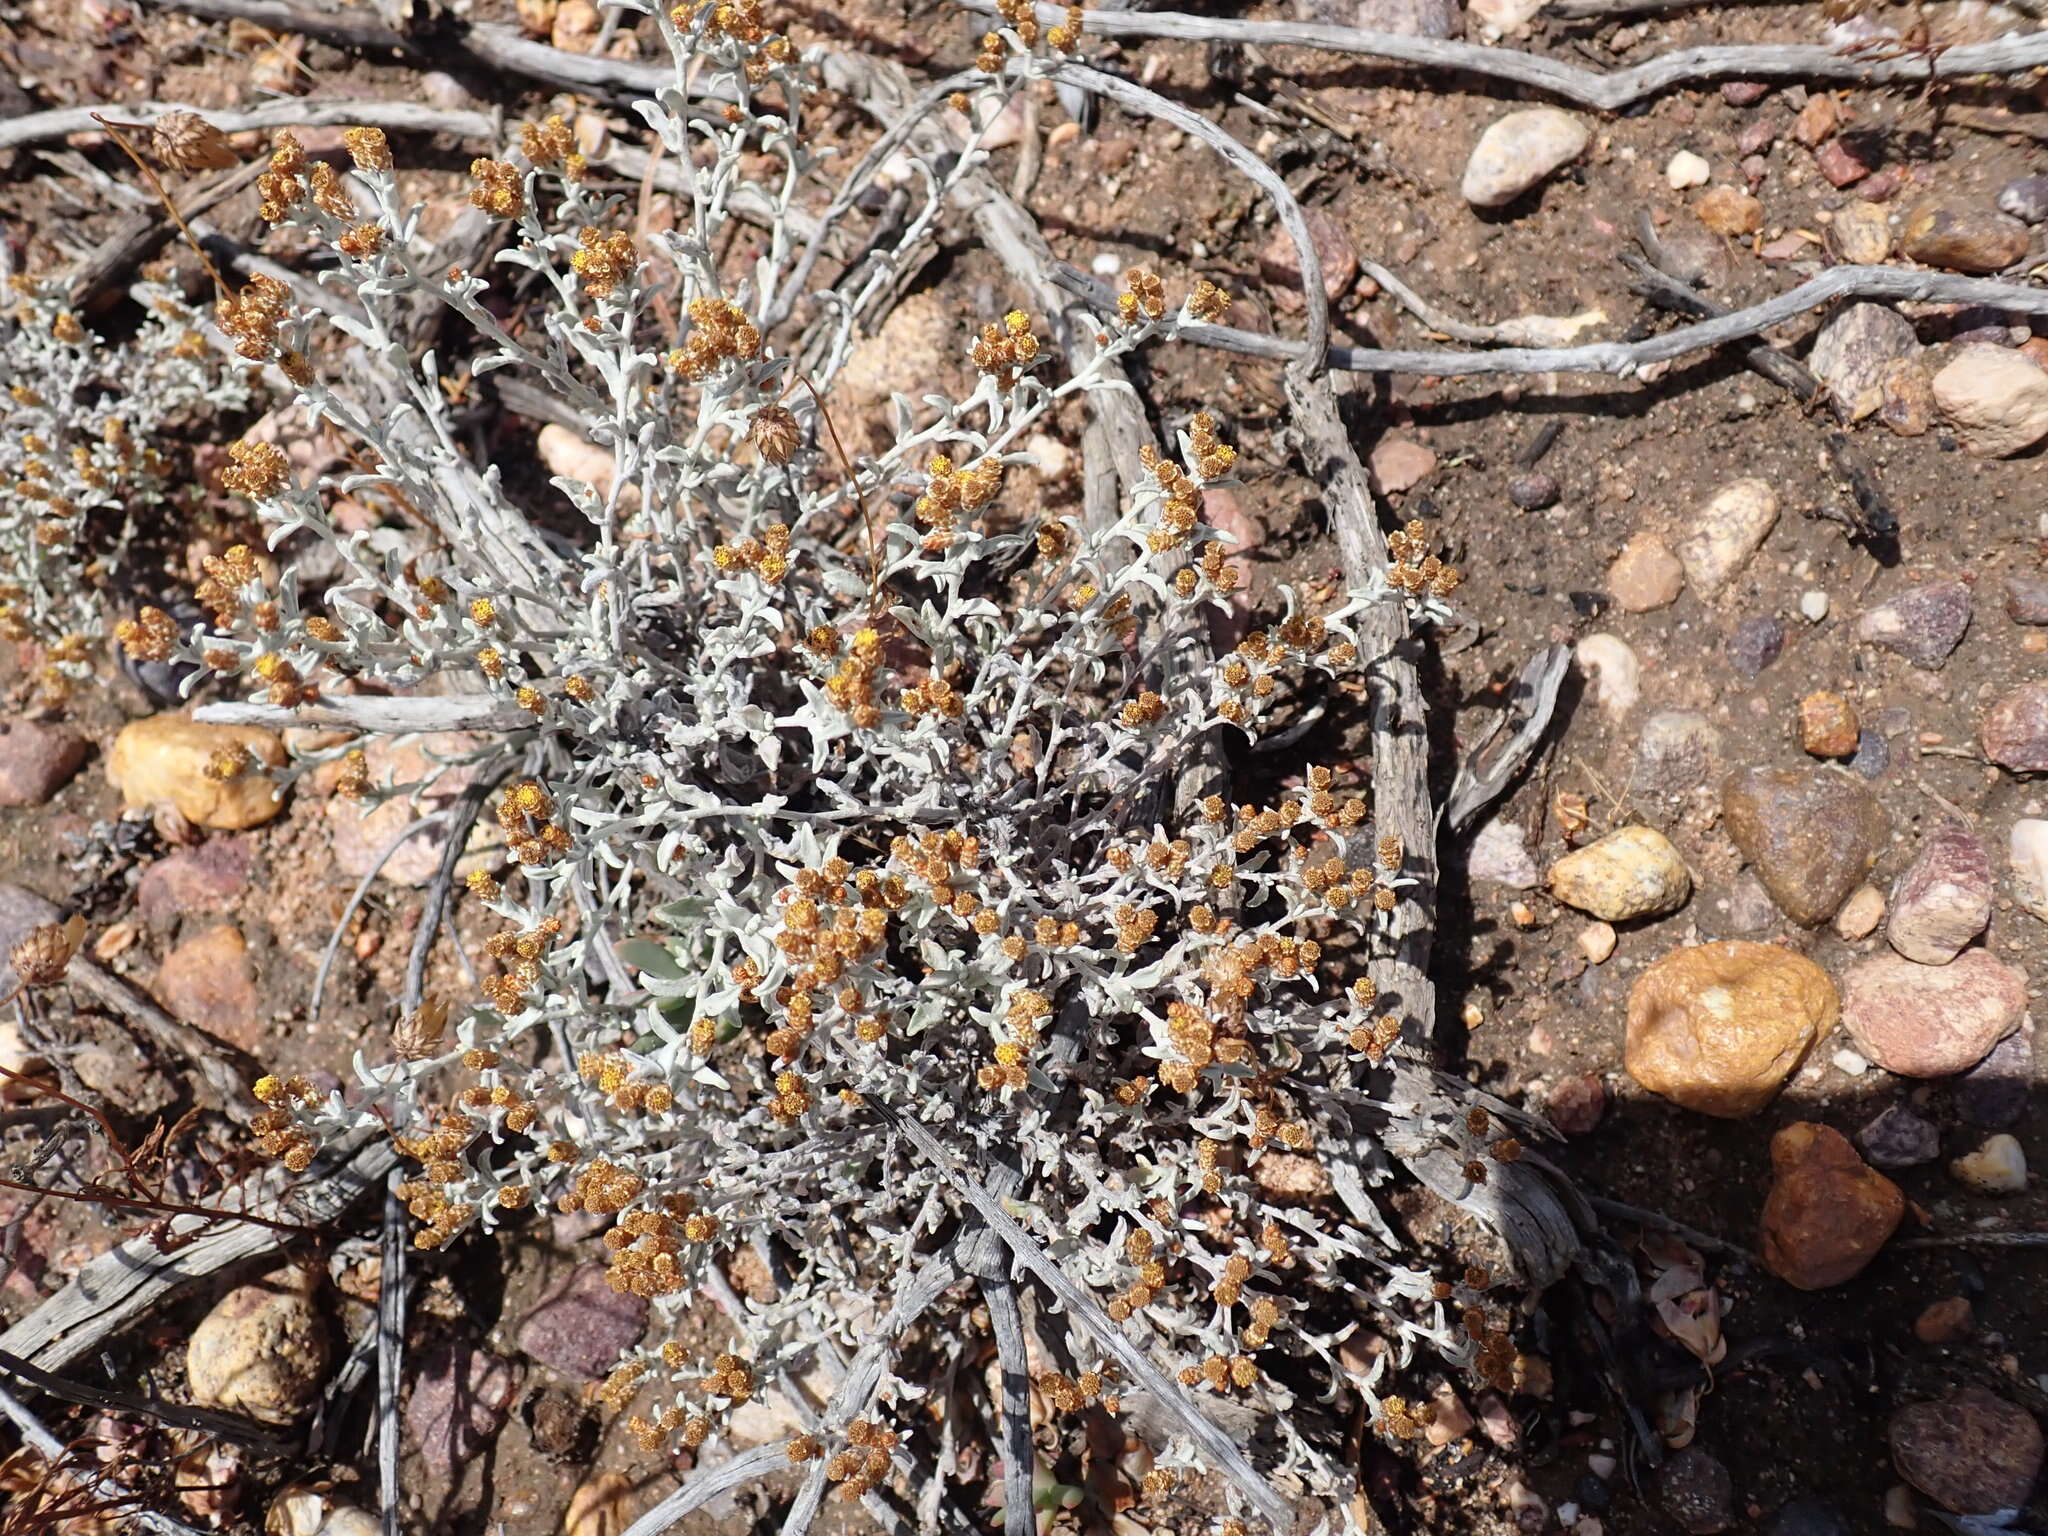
[0,1346,296,1452]
[1052,261,2048,378]
[403,773,502,1015]
[195,696,532,733]
[1586,1196,1757,1262]
[376,1173,407,1536]
[982,1277,1038,1536]
[626,1252,958,1536]
[0,884,249,1110]
[1049,61,1329,369]
[309,810,450,1018]
[0,100,500,155]
[617,1445,794,1536]
[0,1375,214,1536]
[963,0,2048,110]
[0,1131,394,1375]
[1895,1230,2048,1249]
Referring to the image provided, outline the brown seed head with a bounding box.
[9,916,83,989]
[152,111,239,174]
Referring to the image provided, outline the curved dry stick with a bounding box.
[774,1253,960,1536]
[1048,60,1329,371]
[310,809,449,1017]
[972,0,2048,110]
[1052,262,2048,378]
[403,772,504,1015]
[619,1445,794,1536]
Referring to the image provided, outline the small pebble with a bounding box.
[1997,172,2048,226]
[1607,533,1686,612]
[1763,1121,1905,1290]
[1666,150,1710,190]
[1958,1020,2035,1129]
[1462,106,1591,207]
[1815,135,1877,188]
[1885,822,1992,965]
[0,718,87,808]
[1731,615,1785,678]
[1857,582,1973,670]
[1900,204,2031,273]
[1509,471,1560,510]
[1830,201,1892,265]
[1842,949,2024,1077]
[1549,825,1691,920]
[2004,574,2048,625]
[1799,691,1860,758]
[1799,589,1830,623]
[1656,1446,1736,1534]
[1695,185,1764,237]
[1858,1104,1941,1168]
[1721,81,1771,106]
[2011,818,2048,922]
[1883,1485,1917,1528]
[1678,478,1778,596]
[1833,884,1884,940]
[1889,1388,2044,1515]
[1950,1133,2027,1194]
[1547,1073,1606,1135]
[1577,922,1617,964]
[1575,633,1642,718]
[1912,1296,1974,1345]
[1982,681,2048,771]
[1932,345,2048,457]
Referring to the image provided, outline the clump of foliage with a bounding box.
[107,1,1532,1526]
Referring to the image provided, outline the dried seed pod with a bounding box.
[393,997,450,1061]
[151,111,239,174]
[9,916,84,988]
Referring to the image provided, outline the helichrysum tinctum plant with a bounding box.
[0,277,247,695]
[163,2,1514,1526]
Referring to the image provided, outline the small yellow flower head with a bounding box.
[468,158,524,219]
[469,596,497,626]
[343,126,393,172]
[521,114,575,167]
[221,440,291,499]
[571,228,637,300]
[1187,279,1232,324]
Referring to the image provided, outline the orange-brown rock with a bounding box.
[1798,691,1859,758]
[107,713,286,830]
[1626,942,1837,1118]
[1761,1121,1904,1290]
[154,923,261,1050]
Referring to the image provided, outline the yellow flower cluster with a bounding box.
[712,522,791,581]
[823,1419,899,1501]
[667,297,762,379]
[967,310,1039,382]
[571,228,637,300]
[469,158,524,219]
[1387,518,1463,599]
[914,453,1002,551]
